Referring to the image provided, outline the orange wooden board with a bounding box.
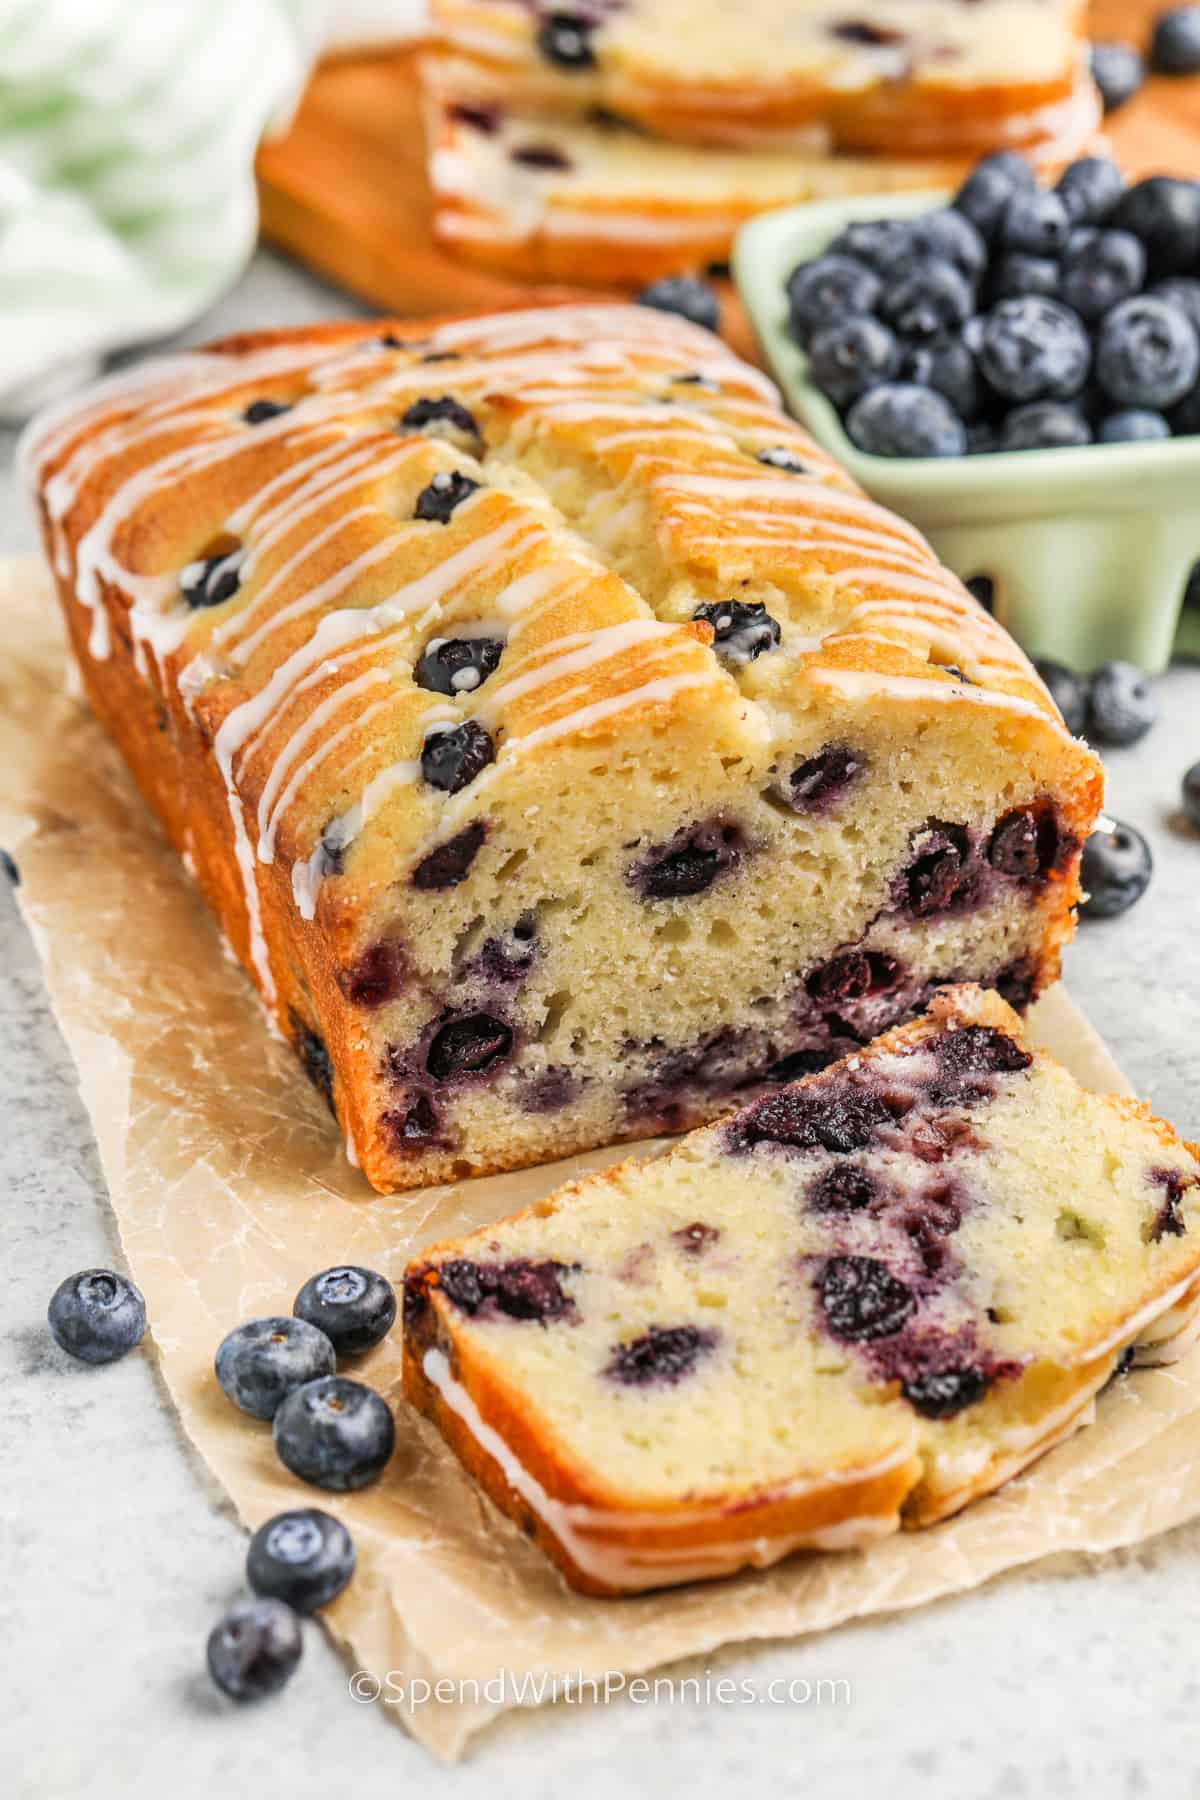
[256,1,1200,362]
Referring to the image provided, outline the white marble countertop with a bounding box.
[3,253,1200,1800]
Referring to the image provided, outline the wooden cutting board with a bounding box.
[255,0,1200,362]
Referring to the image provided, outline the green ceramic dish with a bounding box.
[733,189,1200,674]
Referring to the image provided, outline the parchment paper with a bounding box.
[5,551,1200,1762]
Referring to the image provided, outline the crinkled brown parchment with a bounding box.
[5,553,1200,1762]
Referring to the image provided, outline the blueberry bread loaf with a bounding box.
[26,305,1101,1194]
[424,57,981,285]
[404,987,1200,1594]
[430,1,1099,159]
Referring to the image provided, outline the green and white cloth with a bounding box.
[0,0,331,417]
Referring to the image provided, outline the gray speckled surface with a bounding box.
[3,252,1200,1800]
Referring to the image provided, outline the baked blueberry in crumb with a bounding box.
[387,1093,442,1149]
[412,820,487,889]
[421,720,495,792]
[766,1048,833,1083]
[756,446,810,473]
[400,396,480,441]
[415,636,503,696]
[426,1013,513,1081]
[438,1257,578,1323]
[337,942,406,1008]
[181,549,242,609]
[449,102,501,133]
[243,399,292,425]
[633,818,747,900]
[988,803,1061,880]
[693,599,781,664]
[292,1018,335,1108]
[806,1164,879,1214]
[901,821,974,916]
[605,1324,719,1386]
[930,1025,1032,1104]
[537,10,597,69]
[807,950,901,1006]
[738,1080,891,1154]
[773,744,865,814]
[819,1256,916,1342]
[672,1221,720,1256]
[1147,1167,1197,1242]
[511,143,573,170]
[902,1365,990,1418]
[415,470,479,523]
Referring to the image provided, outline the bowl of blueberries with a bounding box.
[734,153,1200,676]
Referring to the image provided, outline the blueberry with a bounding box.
[756,445,811,473]
[47,1269,146,1366]
[827,217,912,274]
[845,383,967,458]
[935,1024,1031,1084]
[1089,41,1146,113]
[882,262,975,342]
[294,1266,396,1357]
[215,1317,336,1420]
[1169,378,1200,434]
[636,276,719,333]
[693,599,781,663]
[1150,8,1200,73]
[411,820,487,889]
[1111,177,1200,276]
[1088,660,1158,746]
[774,744,866,812]
[414,635,502,695]
[1056,156,1126,225]
[902,1366,989,1418]
[988,804,1061,879]
[977,298,1091,403]
[903,820,973,915]
[953,152,1037,240]
[807,1164,880,1214]
[807,949,900,1004]
[672,1222,720,1256]
[206,1598,302,1703]
[400,395,480,441]
[437,1256,577,1322]
[819,1255,916,1343]
[1096,296,1200,408]
[536,10,597,69]
[243,399,292,425]
[901,340,981,429]
[426,1012,513,1080]
[1099,408,1172,441]
[336,943,406,1009]
[1034,658,1089,734]
[605,1324,719,1386]
[293,1022,334,1107]
[1151,276,1200,336]
[510,142,573,170]
[999,402,1092,451]
[990,253,1060,302]
[273,1375,395,1490]
[807,315,901,407]
[1080,819,1153,918]
[1000,188,1072,258]
[414,470,479,523]
[740,1081,891,1154]
[1059,229,1146,322]
[786,255,881,349]
[181,550,241,609]
[909,209,988,282]
[246,1509,356,1613]
[420,720,495,792]
[634,818,746,899]
[1184,760,1200,830]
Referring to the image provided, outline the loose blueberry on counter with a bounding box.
[636,275,719,333]
[693,599,781,663]
[989,251,1060,302]
[243,399,293,425]
[273,1375,395,1491]
[846,383,966,458]
[1095,296,1200,409]
[998,402,1092,451]
[605,1324,719,1386]
[1111,177,1200,276]
[1150,8,1200,74]
[902,337,981,419]
[976,298,1092,403]
[1056,156,1126,225]
[1183,760,1200,830]
[536,10,597,69]
[206,1598,302,1703]
[414,470,479,523]
[1058,229,1146,321]
[420,720,495,792]
[756,445,810,473]
[181,550,242,609]
[214,1317,336,1420]
[953,151,1038,240]
[1089,41,1146,114]
[1088,660,1158,746]
[882,263,974,342]
[411,819,487,889]
[47,1269,146,1365]
[787,255,882,349]
[1080,819,1153,918]
[294,1266,397,1357]
[426,1013,513,1081]
[807,315,901,408]
[1000,188,1072,258]
[902,1366,990,1419]
[247,1508,356,1613]
[1,848,19,885]
[414,635,502,695]
[1034,658,1089,734]
[819,1255,916,1343]
[1098,407,1172,441]
[400,395,481,442]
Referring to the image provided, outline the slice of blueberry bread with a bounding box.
[25,306,1101,1193]
[429,1,1098,159]
[404,987,1200,1593]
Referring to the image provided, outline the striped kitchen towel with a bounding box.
[0,0,328,417]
